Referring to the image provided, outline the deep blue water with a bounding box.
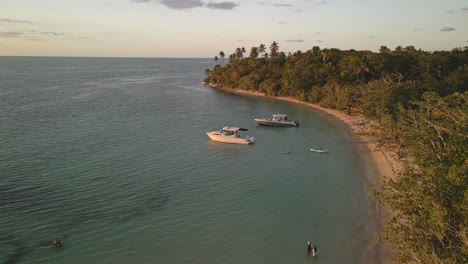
[0,57,375,264]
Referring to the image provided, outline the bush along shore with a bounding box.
[205,43,467,264]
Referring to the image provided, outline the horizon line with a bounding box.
[1,45,466,59]
[0,55,213,59]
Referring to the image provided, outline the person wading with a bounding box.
[306,241,312,255]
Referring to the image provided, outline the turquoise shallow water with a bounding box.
[0,57,374,264]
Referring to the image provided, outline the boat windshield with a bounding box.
[222,130,235,136]
[273,116,286,121]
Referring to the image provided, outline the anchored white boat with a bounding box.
[310,148,330,153]
[206,126,255,144]
[254,114,299,127]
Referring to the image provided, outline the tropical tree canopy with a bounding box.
[204,43,468,264]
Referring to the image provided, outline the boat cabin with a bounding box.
[222,127,248,137]
[271,114,289,121]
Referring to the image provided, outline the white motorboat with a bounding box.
[310,148,330,153]
[254,114,299,127]
[206,126,255,144]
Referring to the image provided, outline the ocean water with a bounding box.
[0,57,374,264]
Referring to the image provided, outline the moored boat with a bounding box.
[310,148,330,153]
[206,126,255,144]
[254,113,299,127]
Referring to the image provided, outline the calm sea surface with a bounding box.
[0,57,374,264]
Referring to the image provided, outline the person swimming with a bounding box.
[53,238,63,248]
[306,241,312,255]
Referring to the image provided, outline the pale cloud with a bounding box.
[273,3,293,7]
[285,39,304,42]
[0,30,79,41]
[447,7,468,14]
[277,21,286,24]
[39,32,66,36]
[133,0,204,9]
[0,18,33,24]
[413,28,422,31]
[133,0,238,10]
[306,0,326,5]
[440,27,456,32]
[206,1,238,9]
[0,32,24,38]
[160,0,204,9]
[25,37,43,41]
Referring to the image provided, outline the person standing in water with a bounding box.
[306,241,312,255]
[312,245,318,257]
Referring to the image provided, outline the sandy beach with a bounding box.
[209,84,399,264]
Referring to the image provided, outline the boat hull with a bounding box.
[254,119,298,127]
[310,148,330,153]
[206,132,253,144]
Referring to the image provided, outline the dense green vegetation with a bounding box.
[205,43,468,263]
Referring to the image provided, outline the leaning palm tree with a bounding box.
[214,56,219,65]
[270,41,279,59]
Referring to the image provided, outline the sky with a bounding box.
[0,0,467,57]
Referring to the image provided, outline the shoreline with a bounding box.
[209,84,397,264]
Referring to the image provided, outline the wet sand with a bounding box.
[209,84,396,263]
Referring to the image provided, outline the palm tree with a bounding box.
[279,51,286,60]
[241,47,246,58]
[214,56,219,65]
[270,41,279,59]
[229,54,235,64]
[219,51,225,65]
[235,47,243,60]
[259,44,266,56]
[250,47,259,59]
[379,46,390,54]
